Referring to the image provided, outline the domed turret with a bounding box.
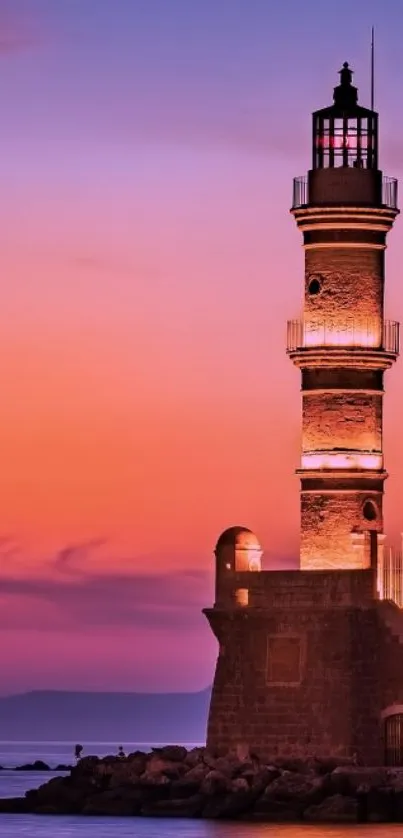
[213,526,262,608]
[215,526,260,553]
[215,526,262,572]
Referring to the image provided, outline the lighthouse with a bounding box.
[204,63,403,766]
[287,62,399,570]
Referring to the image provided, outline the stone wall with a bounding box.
[300,491,383,570]
[205,567,403,765]
[302,392,382,452]
[304,247,384,327]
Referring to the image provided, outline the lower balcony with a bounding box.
[300,450,383,472]
[287,319,399,359]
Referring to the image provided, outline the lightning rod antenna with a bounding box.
[371,26,375,110]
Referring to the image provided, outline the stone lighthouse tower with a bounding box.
[287,62,399,571]
[205,63,403,767]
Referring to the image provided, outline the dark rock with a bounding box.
[264,771,325,803]
[274,758,311,774]
[329,767,388,796]
[253,770,326,820]
[141,794,204,818]
[309,756,356,776]
[82,788,141,816]
[200,770,231,795]
[170,776,202,798]
[240,766,280,792]
[252,798,299,822]
[183,764,209,783]
[141,754,187,781]
[202,778,261,820]
[304,794,358,822]
[25,775,93,815]
[33,805,62,815]
[54,764,72,772]
[3,749,403,822]
[125,751,148,774]
[184,747,205,768]
[152,745,188,763]
[15,760,50,772]
[363,786,399,823]
[0,797,28,813]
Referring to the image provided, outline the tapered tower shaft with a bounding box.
[287,63,399,570]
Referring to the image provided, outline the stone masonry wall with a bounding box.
[300,491,383,570]
[304,247,384,327]
[206,606,357,761]
[205,569,403,766]
[302,392,382,452]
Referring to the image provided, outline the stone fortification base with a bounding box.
[1,746,403,822]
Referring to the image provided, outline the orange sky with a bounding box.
[1,0,403,693]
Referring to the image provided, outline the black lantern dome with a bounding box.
[313,63,378,171]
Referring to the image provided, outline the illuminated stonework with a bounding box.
[204,62,403,767]
[288,65,399,571]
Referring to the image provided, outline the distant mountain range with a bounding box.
[0,689,211,744]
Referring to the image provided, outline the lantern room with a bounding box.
[312,62,378,171]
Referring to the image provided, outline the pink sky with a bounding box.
[1,0,403,694]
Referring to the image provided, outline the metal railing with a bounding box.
[286,319,400,355]
[382,176,399,210]
[378,547,403,609]
[292,174,398,210]
[292,176,308,209]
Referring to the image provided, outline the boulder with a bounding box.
[202,789,257,820]
[141,794,204,818]
[125,752,148,774]
[152,746,187,763]
[387,769,403,792]
[274,758,311,774]
[106,760,147,789]
[184,747,205,768]
[71,756,100,778]
[231,778,249,793]
[361,785,401,823]
[200,770,231,795]
[25,775,93,814]
[169,775,203,799]
[208,755,241,778]
[329,767,388,795]
[82,787,142,816]
[309,756,356,776]
[304,793,358,823]
[253,771,326,819]
[143,755,187,780]
[240,766,280,792]
[182,764,209,784]
[262,770,325,803]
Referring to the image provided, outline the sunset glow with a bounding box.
[1,0,403,695]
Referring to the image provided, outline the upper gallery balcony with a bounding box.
[287,319,399,367]
[292,173,398,211]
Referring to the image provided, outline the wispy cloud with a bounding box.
[53,538,107,575]
[0,539,212,632]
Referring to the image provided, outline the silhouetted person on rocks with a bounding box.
[74,744,83,762]
[118,745,125,759]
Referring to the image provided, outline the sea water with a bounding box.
[0,743,396,837]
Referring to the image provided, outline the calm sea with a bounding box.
[0,742,397,837]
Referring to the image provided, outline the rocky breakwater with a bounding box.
[2,747,403,822]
